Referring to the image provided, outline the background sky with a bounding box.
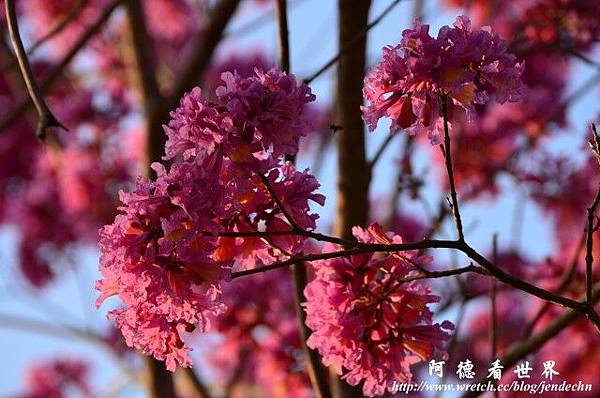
[0,0,598,396]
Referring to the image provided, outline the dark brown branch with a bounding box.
[124,0,164,170]
[489,235,499,398]
[585,190,600,304]
[490,235,498,360]
[440,94,465,241]
[0,0,122,135]
[182,368,212,398]
[585,124,600,304]
[273,3,329,396]
[230,234,600,328]
[333,0,371,244]
[0,0,89,73]
[4,0,66,140]
[303,0,402,85]
[461,285,600,398]
[123,3,176,396]
[145,0,242,162]
[291,263,332,398]
[275,0,291,73]
[144,358,176,398]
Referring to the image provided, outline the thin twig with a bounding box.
[368,133,396,170]
[229,234,600,328]
[585,124,600,304]
[4,0,66,139]
[461,284,600,398]
[0,0,123,135]
[440,94,465,241]
[302,0,403,84]
[490,234,499,398]
[0,0,89,73]
[259,173,301,230]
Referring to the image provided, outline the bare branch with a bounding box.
[440,93,465,241]
[585,124,600,304]
[461,285,600,398]
[303,0,403,85]
[0,0,89,73]
[181,368,212,398]
[4,0,66,140]
[146,0,242,159]
[0,0,123,135]
[123,0,164,171]
[291,263,333,398]
[275,0,291,73]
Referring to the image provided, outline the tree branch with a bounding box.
[145,0,242,164]
[4,0,66,140]
[123,0,164,171]
[303,0,402,85]
[275,0,291,73]
[440,94,465,241]
[291,263,333,398]
[461,284,600,398]
[0,0,123,135]
[0,0,89,73]
[181,368,212,398]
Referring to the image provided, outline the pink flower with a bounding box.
[165,69,316,165]
[96,163,231,370]
[216,68,316,159]
[303,223,453,396]
[362,16,524,143]
[98,69,324,370]
[15,357,91,398]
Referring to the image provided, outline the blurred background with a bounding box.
[0,0,599,396]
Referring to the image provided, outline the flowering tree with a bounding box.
[1,0,600,397]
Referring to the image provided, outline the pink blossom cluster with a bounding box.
[12,357,91,398]
[362,16,524,143]
[303,223,453,396]
[445,0,600,53]
[97,68,323,370]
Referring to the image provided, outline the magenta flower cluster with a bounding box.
[362,16,524,143]
[304,224,454,396]
[96,69,323,370]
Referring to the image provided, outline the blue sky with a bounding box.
[0,0,598,396]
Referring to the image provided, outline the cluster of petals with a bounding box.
[362,16,524,143]
[13,357,92,398]
[303,223,453,396]
[164,68,315,165]
[97,68,323,370]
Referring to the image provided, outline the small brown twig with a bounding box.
[4,0,66,140]
[461,284,600,398]
[440,93,465,241]
[259,173,301,230]
[490,234,499,398]
[302,0,403,84]
[0,0,123,135]
[585,124,600,304]
[0,0,89,73]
